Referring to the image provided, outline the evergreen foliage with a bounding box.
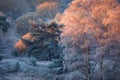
[0,12,10,33]
[27,20,63,60]
[15,20,63,61]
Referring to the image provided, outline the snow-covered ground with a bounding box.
[0,57,54,80]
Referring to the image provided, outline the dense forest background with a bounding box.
[0,0,120,80]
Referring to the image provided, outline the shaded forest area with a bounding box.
[0,0,120,80]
